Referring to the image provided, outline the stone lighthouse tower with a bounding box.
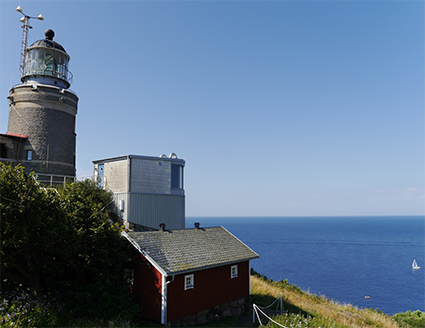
[6,28,78,178]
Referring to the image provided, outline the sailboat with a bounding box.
[412,259,421,270]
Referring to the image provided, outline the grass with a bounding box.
[250,272,401,328]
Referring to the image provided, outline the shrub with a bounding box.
[0,289,64,327]
[393,310,425,328]
[0,164,139,322]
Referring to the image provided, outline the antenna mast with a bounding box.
[15,6,44,77]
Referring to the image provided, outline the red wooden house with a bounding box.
[122,223,259,326]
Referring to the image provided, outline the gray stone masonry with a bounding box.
[7,84,78,176]
[168,295,250,327]
[102,160,128,192]
[130,158,171,194]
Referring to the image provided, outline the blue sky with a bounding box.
[1,1,424,216]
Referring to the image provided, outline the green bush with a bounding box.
[393,310,425,328]
[0,164,138,323]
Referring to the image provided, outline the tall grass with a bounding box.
[250,271,400,328]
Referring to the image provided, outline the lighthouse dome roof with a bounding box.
[28,29,67,53]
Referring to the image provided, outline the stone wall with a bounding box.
[7,84,78,176]
[130,158,171,194]
[102,160,129,193]
[169,295,250,327]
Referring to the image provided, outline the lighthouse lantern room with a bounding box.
[22,29,73,89]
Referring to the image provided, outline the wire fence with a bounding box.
[35,173,97,187]
[253,294,286,327]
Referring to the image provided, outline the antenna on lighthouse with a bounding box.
[15,6,44,77]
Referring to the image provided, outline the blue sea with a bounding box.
[186,216,425,315]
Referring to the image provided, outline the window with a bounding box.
[26,150,33,161]
[124,269,134,286]
[184,274,194,290]
[231,265,238,278]
[171,164,183,189]
[0,143,7,158]
[97,164,104,188]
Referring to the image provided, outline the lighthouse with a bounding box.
[1,24,78,180]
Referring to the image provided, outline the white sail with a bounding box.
[412,259,421,269]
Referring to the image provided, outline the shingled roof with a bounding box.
[122,226,259,276]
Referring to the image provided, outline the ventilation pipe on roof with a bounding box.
[169,153,178,159]
[159,223,166,231]
[194,222,200,229]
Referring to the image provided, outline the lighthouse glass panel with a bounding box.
[24,48,69,80]
[44,50,56,76]
[24,48,43,76]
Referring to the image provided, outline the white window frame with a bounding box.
[184,274,194,290]
[231,265,238,278]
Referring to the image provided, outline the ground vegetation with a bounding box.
[250,270,423,328]
[0,164,137,326]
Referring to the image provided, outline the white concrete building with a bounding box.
[93,154,185,230]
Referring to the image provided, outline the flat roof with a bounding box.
[92,154,185,165]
